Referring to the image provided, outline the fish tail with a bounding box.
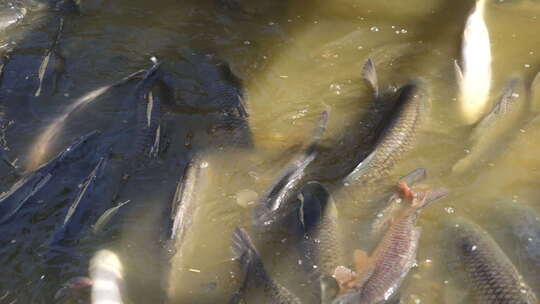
[305,111,328,153]
[362,58,379,98]
[232,227,260,268]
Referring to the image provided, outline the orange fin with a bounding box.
[398,181,414,200]
[353,249,370,275]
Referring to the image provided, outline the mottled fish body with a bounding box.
[230,227,302,304]
[344,82,426,185]
[448,217,538,304]
[253,112,327,229]
[0,130,99,224]
[456,0,492,124]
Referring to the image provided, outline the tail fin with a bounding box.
[232,227,260,272]
[411,187,449,209]
[362,58,379,98]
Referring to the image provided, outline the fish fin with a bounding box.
[412,188,449,209]
[353,249,370,275]
[362,58,379,98]
[231,227,259,267]
[345,151,376,183]
[305,111,328,153]
[454,59,463,84]
[398,168,427,186]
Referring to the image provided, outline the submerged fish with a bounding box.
[455,0,492,124]
[27,68,147,171]
[299,182,343,280]
[34,16,65,97]
[48,156,109,246]
[53,276,92,303]
[0,130,99,224]
[123,58,162,170]
[230,227,302,304]
[453,77,526,173]
[90,249,125,304]
[485,203,540,291]
[0,2,27,32]
[344,82,427,185]
[92,199,130,235]
[253,112,327,229]
[167,155,207,255]
[447,217,538,304]
[334,182,448,304]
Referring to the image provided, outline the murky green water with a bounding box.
[1,0,540,303]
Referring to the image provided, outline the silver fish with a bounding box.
[34,17,65,97]
[455,0,492,124]
[92,200,130,235]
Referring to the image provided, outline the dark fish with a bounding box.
[335,182,448,304]
[176,52,248,117]
[447,217,539,304]
[0,130,99,224]
[344,82,426,185]
[485,203,540,293]
[124,59,162,168]
[299,182,343,280]
[253,112,327,229]
[48,156,109,246]
[453,77,526,173]
[230,227,302,304]
[34,17,65,97]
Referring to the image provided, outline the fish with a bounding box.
[447,217,539,304]
[176,52,248,117]
[484,203,540,292]
[334,182,448,304]
[166,155,207,256]
[370,168,427,238]
[90,249,125,304]
[123,58,162,170]
[27,67,147,171]
[455,0,492,124]
[53,276,92,303]
[344,82,427,185]
[48,156,110,247]
[453,77,526,173]
[299,181,343,280]
[252,111,327,229]
[0,130,99,224]
[0,2,27,32]
[92,200,130,235]
[230,227,302,304]
[34,16,65,97]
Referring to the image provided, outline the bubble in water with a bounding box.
[444,207,455,214]
[524,64,531,68]
[511,92,520,98]
[200,161,209,168]
[401,29,408,34]
[370,26,379,32]
[243,40,251,45]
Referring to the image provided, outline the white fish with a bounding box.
[90,249,125,304]
[456,0,492,124]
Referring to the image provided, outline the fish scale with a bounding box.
[345,83,426,185]
[451,219,539,304]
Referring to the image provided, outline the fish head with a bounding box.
[54,276,92,303]
[320,275,340,304]
[299,181,333,231]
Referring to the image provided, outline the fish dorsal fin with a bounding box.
[454,59,464,84]
[362,58,379,99]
